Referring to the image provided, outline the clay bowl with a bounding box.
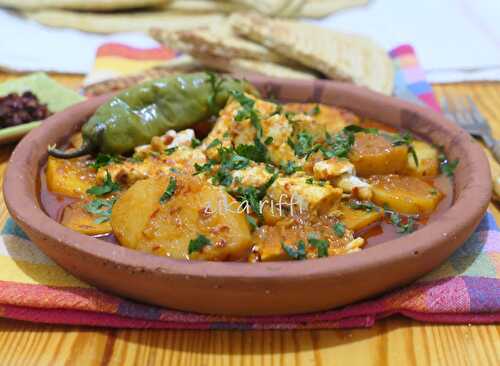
[4,77,491,316]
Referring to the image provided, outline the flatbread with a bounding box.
[83,55,204,96]
[195,56,317,80]
[0,0,165,11]
[150,24,294,65]
[230,13,394,94]
[162,0,243,13]
[230,0,288,16]
[277,0,305,18]
[25,10,224,34]
[299,0,369,18]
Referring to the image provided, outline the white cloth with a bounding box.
[1,0,499,82]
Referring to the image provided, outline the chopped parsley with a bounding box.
[391,132,419,167]
[288,131,319,158]
[264,136,274,145]
[321,129,355,159]
[84,197,117,224]
[350,200,376,212]
[265,164,276,174]
[231,90,263,138]
[206,138,222,150]
[235,138,268,163]
[194,160,215,175]
[343,124,379,135]
[307,105,321,116]
[333,222,346,237]
[281,160,302,175]
[282,240,307,260]
[210,146,250,187]
[160,176,177,204]
[191,137,201,148]
[86,172,120,196]
[438,153,459,177]
[211,169,233,187]
[305,177,326,186]
[188,234,211,254]
[164,146,177,155]
[88,154,123,170]
[233,173,277,219]
[308,235,329,258]
[390,212,416,234]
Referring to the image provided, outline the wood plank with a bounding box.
[0,318,498,365]
[0,72,498,365]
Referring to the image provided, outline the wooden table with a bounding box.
[0,72,498,366]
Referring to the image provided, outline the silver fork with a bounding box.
[440,94,500,163]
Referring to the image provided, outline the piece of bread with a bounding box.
[150,23,293,65]
[277,0,305,18]
[299,0,369,18]
[229,0,289,16]
[25,10,224,34]
[0,0,166,11]
[230,12,394,94]
[162,0,243,13]
[194,56,317,80]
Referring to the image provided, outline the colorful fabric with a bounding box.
[0,44,498,329]
[390,45,441,112]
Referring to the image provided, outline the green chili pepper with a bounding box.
[48,72,257,158]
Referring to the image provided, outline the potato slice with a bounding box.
[46,156,95,198]
[369,175,443,215]
[111,175,252,260]
[61,200,112,236]
[349,133,408,177]
[338,201,383,232]
[406,140,440,177]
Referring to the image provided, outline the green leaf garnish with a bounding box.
[349,200,376,212]
[207,138,222,150]
[231,90,263,138]
[160,176,177,204]
[86,172,120,196]
[320,129,355,159]
[390,212,416,234]
[188,234,211,254]
[288,131,319,158]
[281,160,302,175]
[235,138,268,163]
[164,146,177,155]
[308,235,329,258]
[84,197,117,224]
[438,153,459,177]
[307,105,321,116]
[281,240,307,260]
[391,132,419,167]
[333,222,345,238]
[191,137,201,148]
[87,153,123,170]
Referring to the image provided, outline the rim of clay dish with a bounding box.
[3,77,492,284]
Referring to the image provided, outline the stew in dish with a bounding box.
[42,73,457,262]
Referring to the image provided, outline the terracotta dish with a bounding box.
[3,77,491,316]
